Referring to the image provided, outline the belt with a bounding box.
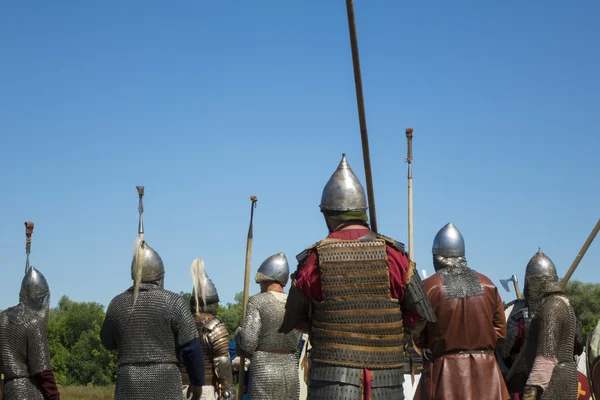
[432,349,494,360]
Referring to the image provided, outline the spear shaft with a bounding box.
[406,128,414,261]
[238,196,258,400]
[345,0,378,233]
[560,218,600,290]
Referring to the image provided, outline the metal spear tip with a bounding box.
[24,221,34,234]
[250,196,258,202]
[136,186,145,197]
[405,128,414,137]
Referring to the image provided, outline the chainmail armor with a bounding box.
[0,304,52,400]
[101,283,199,400]
[237,292,301,400]
[435,260,484,299]
[525,294,578,400]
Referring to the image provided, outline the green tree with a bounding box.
[47,296,117,386]
[565,280,600,336]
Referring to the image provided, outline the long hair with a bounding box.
[190,258,206,317]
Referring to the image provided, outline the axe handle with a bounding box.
[513,280,522,300]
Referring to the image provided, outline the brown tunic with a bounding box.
[415,271,510,400]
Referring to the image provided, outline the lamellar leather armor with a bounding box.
[310,236,405,369]
[100,283,199,400]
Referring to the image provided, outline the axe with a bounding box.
[499,274,522,300]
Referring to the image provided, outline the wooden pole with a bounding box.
[345,0,378,233]
[406,128,414,261]
[237,196,258,400]
[560,218,600,290]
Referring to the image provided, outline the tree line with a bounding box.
[11,281,598,386]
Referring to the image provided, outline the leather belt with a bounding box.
[432,349,494,361]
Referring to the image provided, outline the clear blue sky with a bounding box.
[1,1,598,309]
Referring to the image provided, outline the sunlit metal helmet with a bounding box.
[255,252,290,285]
[320,154,367,212]
[432,222,465,257]
[19,266,50,312]
[131,239,165,282]
[190,259,219,307]
[525,249,558,280]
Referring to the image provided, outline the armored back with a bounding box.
[248,292,300,353]
[310,237,406,369]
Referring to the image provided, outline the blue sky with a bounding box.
[1,1,598,309]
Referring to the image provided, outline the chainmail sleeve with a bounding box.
[237,297,261,358]
[403,265,436,323]
[27,320,52,375]
[171,295,200,347]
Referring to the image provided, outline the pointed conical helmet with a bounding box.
[190,259,219,309]
[20,266,50,312]
[525,249,558,279]
[320,154,367,212]
[255,252,290,285]
[432,222,465,257]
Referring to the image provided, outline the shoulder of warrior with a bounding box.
[203,315,226,332]
[377,234,407,255]
[295,241,320,267]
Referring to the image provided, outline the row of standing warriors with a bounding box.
[0,154,592,400]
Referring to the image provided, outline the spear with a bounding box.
[560,218,600,290]
[345,0,378,233]
[24,221,34,273]
[406,128,414,261]
[238,196,258,400]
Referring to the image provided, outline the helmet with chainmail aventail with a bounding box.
[255,252,290,286]
[131,186,165,305]
[524,249,561,305]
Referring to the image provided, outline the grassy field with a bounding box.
[59,386,114,400]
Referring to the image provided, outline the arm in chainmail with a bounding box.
[402,267,436,326]
[27,320,53,375]
[171,295,201,347]
[100,300,117,351]
[574,319,584,357]
[526,297,562,391]
[236,298,261,358]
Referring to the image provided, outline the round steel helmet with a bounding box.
[131,240,165,282]
[432,222,465,257]
[20,266,50,311]
[525,249,558,279]
[320,154,368,212]
[255,252,290,285]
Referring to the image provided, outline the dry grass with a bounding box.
[59,385,114,400]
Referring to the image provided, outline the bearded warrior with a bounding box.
[179,259,235,400]
[236,252,302,400]
[414,223,509,400]
[280,154,435,400]
[100,187,205,400]
[0,223,60,400]
[522,250,581,400]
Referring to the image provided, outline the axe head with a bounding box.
[500,278,512,293]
